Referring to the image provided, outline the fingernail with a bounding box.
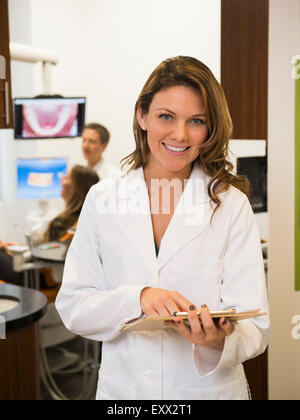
[201,304,207,308]
[189,305,196,311]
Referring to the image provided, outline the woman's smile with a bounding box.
[161,142,191,155]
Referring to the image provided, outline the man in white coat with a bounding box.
[82,123,121,180]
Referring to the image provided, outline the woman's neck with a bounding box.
[143,159,193,216]
[143,159,192,186]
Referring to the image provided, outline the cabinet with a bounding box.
[0,0,13,129]
[221,0,269,140]
[0,284,47,400]
[221,0,269,399]
[244,351,268,400]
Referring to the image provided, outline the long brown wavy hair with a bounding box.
[42,165,99,242]
[121,56,249,217]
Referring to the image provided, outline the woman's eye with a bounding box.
[190,118,205,125]
[159,114,172,121]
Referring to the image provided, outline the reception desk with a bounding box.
[0,283,47,400]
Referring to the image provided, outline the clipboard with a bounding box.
[122,309,266,332]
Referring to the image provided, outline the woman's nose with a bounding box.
[170,122,188,142]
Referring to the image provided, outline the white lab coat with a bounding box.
[55,163,269,400]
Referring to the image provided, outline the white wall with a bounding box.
[268,0,300,400]
[29,0,221,165]
[0,0,221,241]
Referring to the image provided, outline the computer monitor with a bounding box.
[237,156,267,213]
[14,97,86,140]
[16,157,68,199]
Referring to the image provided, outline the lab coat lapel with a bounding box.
[114,165,213,273]
[115,168,158,272]
[157,165,213,271]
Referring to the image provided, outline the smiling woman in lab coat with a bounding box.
[56,56,269,400]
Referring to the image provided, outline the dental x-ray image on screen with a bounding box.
[14,97,86,139]
[17,157,68,199]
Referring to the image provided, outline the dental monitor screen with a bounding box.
[14,97,86,139]
[17,157,68,199]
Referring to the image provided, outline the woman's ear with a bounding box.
[136,106,147,131]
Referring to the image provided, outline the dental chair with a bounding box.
[8,243,100,400]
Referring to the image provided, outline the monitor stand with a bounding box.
[38,200,49,217]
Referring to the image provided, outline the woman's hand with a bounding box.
[0,239,16,256]
[140,288,234,351]
[140,287,193,317]
[166,304,235,350]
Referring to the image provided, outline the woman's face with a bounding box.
[137,85,209,176]
[60,171,73,202]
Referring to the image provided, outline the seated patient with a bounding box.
[0,165,99,286]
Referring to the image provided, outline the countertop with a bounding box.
[0,283,47,331]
